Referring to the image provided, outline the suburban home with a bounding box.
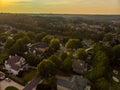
[72,59,87,74]
[71,75,91,90]
[28,42,49,57]
[0,71,5,80]
[4,55,27,75]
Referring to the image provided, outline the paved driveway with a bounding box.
[0,80,24,90]
[58,85,71,90]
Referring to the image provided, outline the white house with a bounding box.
[4,55,26,75]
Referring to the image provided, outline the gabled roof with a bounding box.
[6,56,23,71]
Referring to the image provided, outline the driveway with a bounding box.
[58,85,71,90]
[0,79,24,90]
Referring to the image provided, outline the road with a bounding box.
[23,77,41,90]
[23,76,72,90]
[57,78,72,89]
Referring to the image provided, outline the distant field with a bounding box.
[30,14,120,21]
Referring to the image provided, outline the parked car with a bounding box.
[5,78,11,82]
[0,71,5,80]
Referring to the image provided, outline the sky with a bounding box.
[0,0,120,14]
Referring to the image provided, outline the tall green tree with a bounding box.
[37,59,56,78]
[25,54,41,66]
[49,55,61,68]
[10,39,27,55]
[5,39,15,49]
[42,35,54,44]
[76,48,87,60]
[61,56,72,73]
[50,38,60,52]
[36,32,46,42]
[65,39,81,49]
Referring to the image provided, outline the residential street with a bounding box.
[23,77,41,90]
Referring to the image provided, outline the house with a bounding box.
[71,75,91,90]
[28,42,49,57]
[0,71,5,80]
[72,59,87,74]
[4,55,27,75]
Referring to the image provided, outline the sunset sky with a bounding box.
[0,0,120,14]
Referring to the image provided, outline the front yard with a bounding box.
[5,86,19,90]
[22,69,37,83]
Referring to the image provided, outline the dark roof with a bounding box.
[7,56,22,71]
[29,42,49,55]
[72,59,87,74]
[71,75,90,90]
[33,42,49,48]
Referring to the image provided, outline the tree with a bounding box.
[5,39,15,49]
[0,33,8,43]
[103,34,113,42]
[65,39,81,49]
[95,77,110,90]
[42,35,54,44]
[37,59,56,78]
[21,36,31,44]
[36,76,57,90]
[10,39,27,55]
[62,37,69,45]
[61,56,72,73]
[49,55,61,68]
[42,47,55,58]
[27,31,35,41]
[50,38,60,52]
[25,54,41,66]
[35,32,46,42]
[86,51,109,80]
[112,45,120,59]
[60,52,68,62]
[13,32,25,40]
[112,45,120,65]
[76,48,87,60]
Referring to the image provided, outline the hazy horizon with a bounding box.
[0,0,120,14]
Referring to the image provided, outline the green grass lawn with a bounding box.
[5,86,19,90]
[0,49,8,64]
[22,69,37,83]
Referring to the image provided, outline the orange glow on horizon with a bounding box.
[0,0,119,14]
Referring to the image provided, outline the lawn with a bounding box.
[0,49,8,64]
[5,86,19,90]
[22,69,37,83]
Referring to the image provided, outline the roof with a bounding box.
[29,42,49,55]
[33,42,49,48]
[71,75,91,90]
[72,59,87,74]
[6,56,23,71]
